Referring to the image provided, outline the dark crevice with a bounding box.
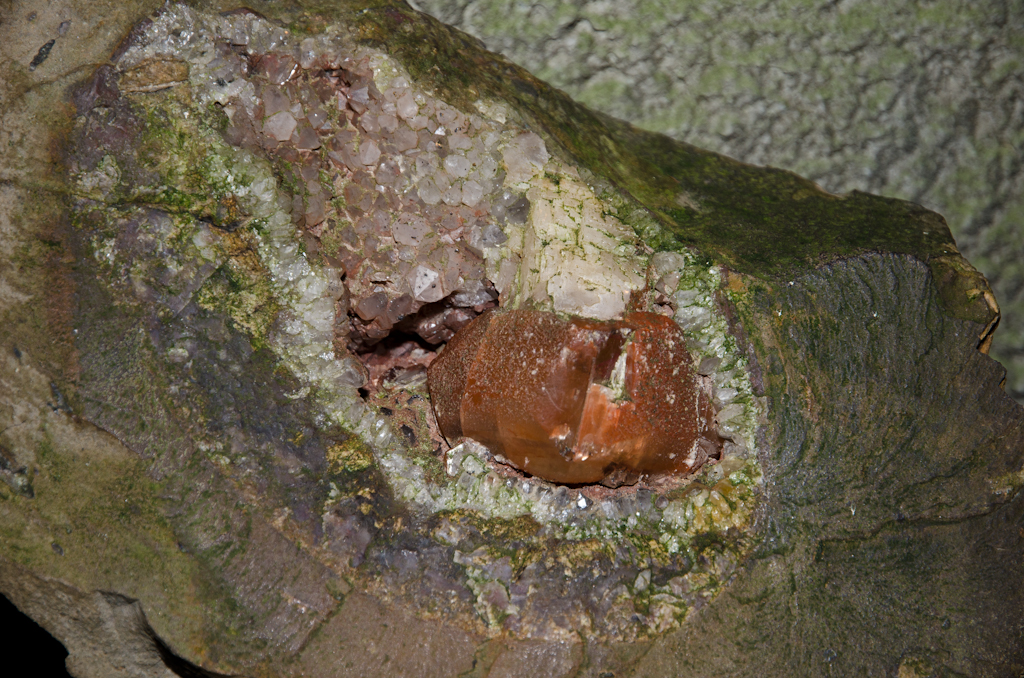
[347,288,498,396]
[0,593,70,678]
[347,286,498,354]
[100,591,239,678]
[151,632,236,678]
[353,329,438,395]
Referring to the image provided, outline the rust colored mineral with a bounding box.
[427,309,719,485]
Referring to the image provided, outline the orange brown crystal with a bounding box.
[427,309,719,485]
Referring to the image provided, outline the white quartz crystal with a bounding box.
[461,179,484,207]
[500,161,646,320]
[409,265,444,302]
[443,154,472,178]
[396,91,418,119]
[501,132,549,185]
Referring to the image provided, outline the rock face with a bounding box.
[412,0,1024,406]
[0,1,1021,677]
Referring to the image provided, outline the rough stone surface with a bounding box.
[628,255,1024,676]
[412,0,1024,403]
[296,593,480,677]
[1,560,180,678]
[0,1,1021,677]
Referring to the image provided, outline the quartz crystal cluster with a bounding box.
[204,16,539,356]
[109,2,657,393]
[91,1,762,521]
[68,4,765,640]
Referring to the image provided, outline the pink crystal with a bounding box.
[260,53,297,85]
[263,111,297,142]
[358,140,381,166]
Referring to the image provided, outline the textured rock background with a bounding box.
[411,0,1024,402]
[0,1,1022,677]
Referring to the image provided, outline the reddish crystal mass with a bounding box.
[427,309,719,485]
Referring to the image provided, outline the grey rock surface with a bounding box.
[411,0,1024,402]
[1,560,186,678]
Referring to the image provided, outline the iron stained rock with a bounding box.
[428,309,719,485]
